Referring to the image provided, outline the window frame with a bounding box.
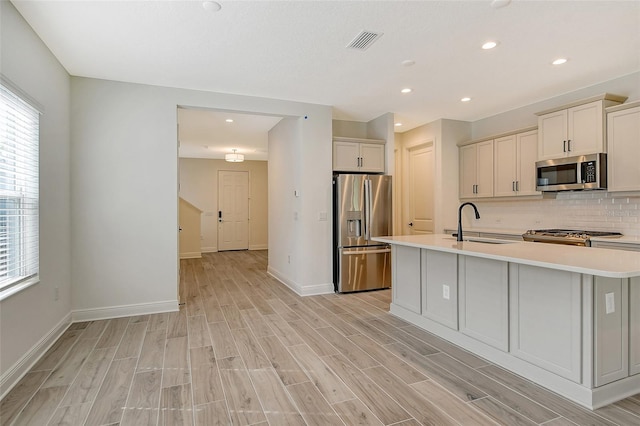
[0,76,42,300]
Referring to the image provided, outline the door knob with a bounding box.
[408,222,413,227]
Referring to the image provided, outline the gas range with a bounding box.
[522,229,623,247]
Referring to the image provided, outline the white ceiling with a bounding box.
[11,0,640,159]
[177,108,282,160]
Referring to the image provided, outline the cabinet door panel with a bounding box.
[460,144,477,198]
[333,141,360,171]
[392,245,421,314]
[359,143,385,173]
[476,141,494,198]
[538,110,567,160]
[422,250,458,330]
[510,265,582,382]
[516,130,540,195]
[459,256,508,351]
[494,135,517,197]
[631,277,640,376]
[607,106,640,192]
[593,277,628,386]
[568,101,603,156]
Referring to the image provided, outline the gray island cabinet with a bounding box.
[375,234,640,410]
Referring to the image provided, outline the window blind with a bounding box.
[0,83,39,291]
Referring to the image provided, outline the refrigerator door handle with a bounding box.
[364,178,372,240]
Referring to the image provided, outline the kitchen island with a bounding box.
[372,234,640,410]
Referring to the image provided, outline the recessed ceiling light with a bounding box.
[401,88,412,94]
[482,41,498,50]
[461,97,472,102]
[202,1,222,12]
[401,60,415,67]
[225,119,234,123]
[395,122,403,127]
[552,58,568,65]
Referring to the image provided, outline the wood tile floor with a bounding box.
[2,250,639,426]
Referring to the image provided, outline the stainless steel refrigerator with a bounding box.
[333,173,392,293]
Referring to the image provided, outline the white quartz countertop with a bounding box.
[372,234,640,278]
[591,235,640,245]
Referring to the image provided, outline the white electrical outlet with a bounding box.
[443,285,450,300]
[605,292,615,314]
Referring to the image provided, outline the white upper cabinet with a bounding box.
[494,130,539,197]
[538,109,569,159]
[459,140,493,198]
[517,130,540,195]
[333,137,385,173]
[607,102,640,192]
[493,134,518,197]
[536,94,626,160]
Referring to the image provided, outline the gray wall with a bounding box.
[0,1,72,391]
[472,72,640,140]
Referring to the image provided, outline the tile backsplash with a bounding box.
[467,192,640,237]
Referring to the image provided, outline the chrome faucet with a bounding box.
[457,202,480,242]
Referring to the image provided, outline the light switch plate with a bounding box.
[443,285,450,300]
[605,292,615,314]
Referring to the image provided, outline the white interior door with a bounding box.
[218,170,249,251]
[407,143,435,234]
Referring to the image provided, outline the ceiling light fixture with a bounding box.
[552,58,568,65]
[482,41,498,50]
[401,88,412,94]
[461,97,472,102]
[225,119,234,123]
[395,122,402,127]
[225,149,244,163]
[202,1,222,12]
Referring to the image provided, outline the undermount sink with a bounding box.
[444,236,517,244]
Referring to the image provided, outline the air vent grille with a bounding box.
[346,30,383,51]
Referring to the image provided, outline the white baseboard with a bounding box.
[249,244,268,251]
[72,300,178,322]
[201,247,217,253]
[299,283,335,296]
[0,312,72,400]
[267,266,334,296]
[179,252,201,259]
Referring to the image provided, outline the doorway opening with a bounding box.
[177,106,282,260]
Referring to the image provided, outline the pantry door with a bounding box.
[218,170,249,251]
[407,142,435,234]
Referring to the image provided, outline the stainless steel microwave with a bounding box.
[536,153,607,191]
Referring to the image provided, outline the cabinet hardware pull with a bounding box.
[563,140,567,152]
[516,181,519,191]
[408,222,413,227]
[512,181,516,192]
[567,139,571,152]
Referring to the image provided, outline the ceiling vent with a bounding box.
[346,30,383,51]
